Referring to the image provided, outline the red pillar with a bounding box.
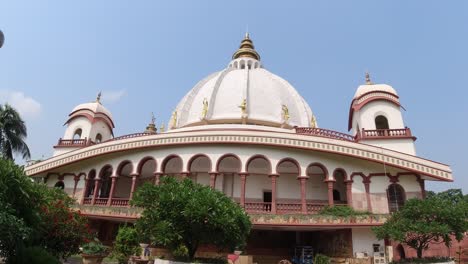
[364,177,372,212]
[239,173,248,207]
[81,178,90,204]
[72,175,80,198]
[91,178,101,205]
[345,180,353,207]
[129,173,139,201]
[269,174,279,214]
[154,172,163,185]
[325,180,335,206]
[298,176,308,214]
[209,172,218,189]
[418,178,426,199]
[107,176,117,206]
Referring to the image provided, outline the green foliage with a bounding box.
[112,225,141,264]
[0,103,31,160]
[314,254,330,264]
[318,205,370,217]
[172,244,189,262]
[0,159,90,262]
[389,256,453,263]
[373,189,468,258]
[131,177,252,260]
[82,239,108,256]
[9,246,61,264]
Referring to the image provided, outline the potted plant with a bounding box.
[82,239,108,264]
[113,225,142,264]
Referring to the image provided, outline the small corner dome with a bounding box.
[170,34,315,129]
[353,73,398,99]
[66,94,115,129]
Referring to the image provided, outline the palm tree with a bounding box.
[0,104,30,160]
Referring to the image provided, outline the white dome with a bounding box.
[71,101,113,120]
[354,83,398,99]
[171,57,314,129]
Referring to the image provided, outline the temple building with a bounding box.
[25,34,454,263]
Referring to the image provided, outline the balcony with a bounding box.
[356,127,416,141]
[54,138,95,148]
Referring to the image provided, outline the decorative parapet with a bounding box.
[249,214,389,226]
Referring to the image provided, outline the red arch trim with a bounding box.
[276,158,301,175]
[245,154,272,174]
[216,153,242,172]
[187,154,213,172]
[161,154,183,173]
[136,156,157,174]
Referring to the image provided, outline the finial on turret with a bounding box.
[365,72,373,85]
[145,112,157,134]
[96,92,102,104]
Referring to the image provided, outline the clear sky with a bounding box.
[0,1,466,193]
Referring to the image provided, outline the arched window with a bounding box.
[54,181,65,190]
[95,133,102,143]
[388,184,405,213]
[375,115,389,129]
[73,129,82,140]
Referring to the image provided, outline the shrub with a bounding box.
[112,225,141,264]
[318,205,370,217]
[314,254,330,264]
[82,239,108,256]
[389,256,453,263]
[9,246,61,264]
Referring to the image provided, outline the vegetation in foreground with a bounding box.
[131,176,252,261]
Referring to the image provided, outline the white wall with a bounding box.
[352,228,384,257]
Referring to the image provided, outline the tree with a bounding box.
[0,104,31,160]
[112,225,141,264]
[373,190,468,258]
[131,177,252,260]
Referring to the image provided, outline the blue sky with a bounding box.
[0,1,466,192]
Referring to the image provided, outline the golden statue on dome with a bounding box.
[282,104,290,123]
[170,111,178,129]
[311,114,317,128]
[239,98,247,116]
[201,98,208,120]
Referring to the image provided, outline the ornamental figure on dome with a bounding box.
[238,98,247,117]
[170,111,178,129]
[281,104,290,123]
[310,114,317,128]
[201,98,208,120]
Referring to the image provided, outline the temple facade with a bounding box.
[25,34,454,263]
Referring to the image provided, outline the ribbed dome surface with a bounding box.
[71,102,113,120]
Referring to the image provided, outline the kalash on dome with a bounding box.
[25,33,452,263]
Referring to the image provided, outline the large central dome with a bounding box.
[170,34,315,130]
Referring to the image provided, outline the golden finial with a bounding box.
[160,123,165,133]
[232,33,260,60]
[96,92,102,104]
[238,98,247,115]
[282,104,290,123]
[365,72,373,85]
[144,112,157,134]
[201,98,208,120]
[311,114,317,128]
[170,111,178,129]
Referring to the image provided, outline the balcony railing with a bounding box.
[54,138,95,148]
[94,198,108,206]
[244,202,272,213]
[110,198,130,207]
[82,197,92,205]
[277,203,302,214]
[356,127,415,141]
[295,127,355,142]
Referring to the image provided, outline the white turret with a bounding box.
[53,93,114,156]
[349,73,416,155]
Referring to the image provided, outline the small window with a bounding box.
[388,184,405,213]
[375,115,389,129]
[73,128,82,140]
[95,133,102,143]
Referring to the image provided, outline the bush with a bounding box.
[318,205,370,217]
[389,256,453,263]
[314,254,330,264]
[10,246,61,264]
[112,225,141,264]
[173,244,189,262]
[82,239,108,256]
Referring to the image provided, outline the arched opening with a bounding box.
[246,156,272,212]
[217,154,241,198]
[162,155,183,180]
[54,181,65,190]
[95,133,102,143]
[375,115,389,130]
[98,166,113,198]
[240,60,245,69]
[277,158,300,213]
[396,244,406,260]
[333,169,347,204]
[113,161,133,200]
[388,184,406,213]
[306,164,328,205]
[85,170,96,198]
[137,157,157,188]
[73,128,82,140]
[188,155,212,186]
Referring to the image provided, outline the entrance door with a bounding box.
[263,191,272,211]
